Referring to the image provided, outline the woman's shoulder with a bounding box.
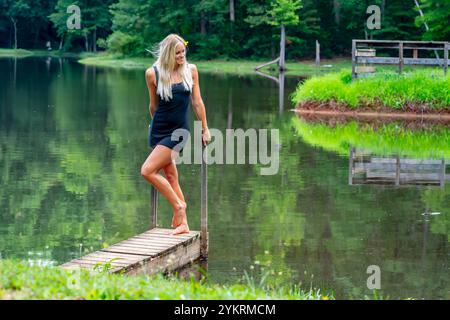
[145,66,157,85]
[145,65,156,77]
[188,63,198,72]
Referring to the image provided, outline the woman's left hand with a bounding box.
[202,127,211,146]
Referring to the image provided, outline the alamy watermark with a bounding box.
[67,5,81,30]
[366,265,381,290]
[366,5,381,30]
[165,121,280,175]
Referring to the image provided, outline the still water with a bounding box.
[0,57,448,299]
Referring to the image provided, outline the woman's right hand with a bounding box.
[202,127,211,146]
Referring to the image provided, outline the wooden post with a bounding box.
[399,41,404,75]
[396,155,401,186]
[351,40,356,80]
[348,146,354,185]
[413,49,418,59]
[200,144,208,259]
[150,186,158,229]
[440,159,445,188]
[444,42,448,76]
[279,24,286,71]
[315,40,320,67]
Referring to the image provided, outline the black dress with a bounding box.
[148,65,191,153]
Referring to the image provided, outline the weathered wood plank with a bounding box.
[118,239,174,248]
[131,235,185,244]
[356,49,376,57]
[76,257,129,267]
[125,238,201,276]
[358,57,449,66]
[61,227,202,276]
[144,228,195,238]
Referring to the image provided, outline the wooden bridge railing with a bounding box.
[352,39,449,79]
[150,144,208,259]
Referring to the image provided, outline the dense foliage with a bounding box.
[0,0,449,59]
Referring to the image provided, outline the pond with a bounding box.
[0,57,448,299]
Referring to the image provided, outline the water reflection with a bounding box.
[255,70,287,113]
[349,147,449,187]
[0,57,448,299]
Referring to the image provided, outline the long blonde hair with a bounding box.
[151,34,193,101]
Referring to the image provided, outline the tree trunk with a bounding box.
[229,0,235,43]
[10,17,17,49]
[333,0,341,25]
[200,12,206,35]
[92,28,97,53]
[229,0,235,22]
[59,33,64,51]
[279,25,286,71]
[84,32,89,52]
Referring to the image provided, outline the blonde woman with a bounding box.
[141,34,211,235]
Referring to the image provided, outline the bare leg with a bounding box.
[163,160,187,229]
[141,145,186,223]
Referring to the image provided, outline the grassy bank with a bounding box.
[78,53,352,75]
[0,48,95,59]
[292,70,450,111]
[291,118,450,159]
[0,49,33,57]
[0,260,331,300]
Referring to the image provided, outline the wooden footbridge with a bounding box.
[61,147,209,275]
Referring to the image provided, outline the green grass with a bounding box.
[292,118,450,159]
[0,48,33,57]
[0,48,95,59]
[78,53,351,75]
[0,260,332,300]
[292,69,450,110]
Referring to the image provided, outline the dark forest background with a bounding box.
[0,0,449,59]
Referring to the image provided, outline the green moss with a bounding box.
[292,70,450,110]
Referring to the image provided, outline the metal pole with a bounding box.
[150,185,158,229]
[200,144,209,259]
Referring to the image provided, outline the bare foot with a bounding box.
[171,202,186,228]
[171,223,190,235]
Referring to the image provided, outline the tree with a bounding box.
[5,0,31,49]
[50,0,115,52]
[266,0,302,71]
[415,0,450,41]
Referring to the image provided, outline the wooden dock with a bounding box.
[61,145,209,275]
[61,228,201,275]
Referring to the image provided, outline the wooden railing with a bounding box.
[352,39,449,79]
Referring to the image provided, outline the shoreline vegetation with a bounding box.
[292,70,450,113]
[0,260,333,300]
[0,48,351,75]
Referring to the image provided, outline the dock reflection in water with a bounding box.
[349,147,449,187]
